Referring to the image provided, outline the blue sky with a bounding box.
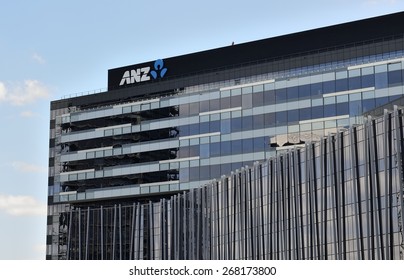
[1,0,404,260]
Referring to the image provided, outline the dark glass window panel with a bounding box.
[311,82,323,96]
[189,123,199,135]
[231,117,242,132]
[311,106,323,119]
[287,86,298,100]
[336,102,349,115]
[323,104,336,118]
[349,100,362,116]
[263,90,275,105]
[323,80,335,94]
[189,145,199,157]
[242,138,254,153]
[389,95,402,102]
[276,111,287,125]
[210,142,221,157]
[179,146,190,158]
[200,122,209,134]
[298,84,311,99]
[388,70,402,86]
[242,93,253,109]
[231,95,242,107]
[189,102,199,115]
[253,114,264,129]
[348,76,361,90]
[179,125,189,137]
[242,116,253,130]
[209,98,220,111]
[220,164,232,176]
[287,109,299,123]
[199,166,210,180]
[220,97,231,110]
[275,88,287,102]
[231,140,243,154]
[264,112,276,126]
[189,167,199,181]
[180,104,189,116]
[375,72,388,89]
[336,78,348,92]
[375,97,389,108]
[180,168,189,182]
[199,100,210,113]
[221,141,231,156]
[210,165,221,180]
[299,107,312,121]
[221,119,231,134]
[252,91,264,107]
[253,137,266,152]
[200,144,210,158]
[361,74,375,88]
[210,120,220,133]
[231,162,243,172]
[362,99,376,112]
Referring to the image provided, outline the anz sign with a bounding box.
[119,59,168,86]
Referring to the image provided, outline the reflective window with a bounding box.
[323,104,336,117]
[311,106,323,119]
[242,138,254,153]
[263,89,275,105]
[253,114,264,129]
[242,93,253,109]
[323,80,335,94]
[242,116,253,130]
[264,112,276,126]
[288,109,299,123]
[189,102,199,115]
[221,119,231,134]
[276,111,287,125]
[298,84,310,99]
[231,95,242,107]
[336,102,349,115]
[388,70,402,86]
[200,144,210,158]
[311,82,323,96]
[287,86,298,100]
[252,91,264,107]
[210,142,221,157]
[361,74,375,88]
[231,140,242,154]
[336,78,348,92]
[299,107,311,121]
[231,118,242,132]
[220,97,231,110]
[221,141,231,156]
[275,88,287,102]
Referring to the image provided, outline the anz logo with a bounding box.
[119,59,168,86]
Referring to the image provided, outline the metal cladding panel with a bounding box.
[65,108,404,259]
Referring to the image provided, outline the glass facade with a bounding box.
[64,107,404,259]
[47,13,404,259]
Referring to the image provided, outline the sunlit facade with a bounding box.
[47,12,404,259]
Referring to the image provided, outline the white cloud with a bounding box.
[0,194,47,217]
[32,53,45,64]
[12,161,47,174]
[0,82,6,101]
[0,80,50,106]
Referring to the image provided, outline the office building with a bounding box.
[47,12,404,259]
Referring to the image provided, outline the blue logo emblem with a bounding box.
[150,59,167,79]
